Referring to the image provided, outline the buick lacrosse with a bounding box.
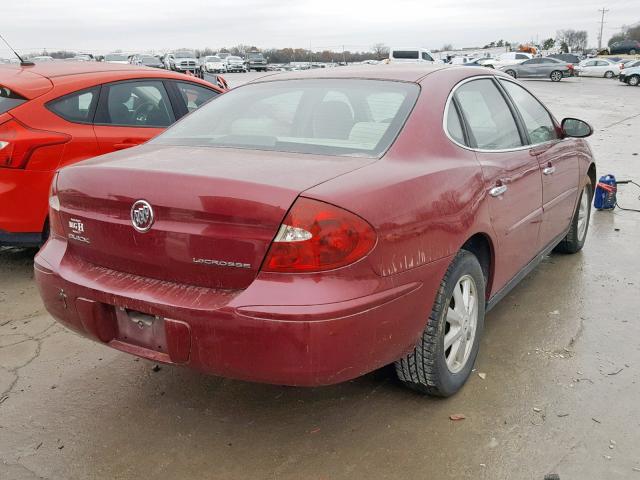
[35,66,596,396]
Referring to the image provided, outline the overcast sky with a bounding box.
[1,0,637,56]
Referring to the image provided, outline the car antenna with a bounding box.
[0,32,34,66]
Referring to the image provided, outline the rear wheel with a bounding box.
[604,70,614,79]
[554,179,592,254]
[628,75,640,86]
[505,69,516,78]
[395,250,485,397]
[550,70,563,82]
[630,49,637,55]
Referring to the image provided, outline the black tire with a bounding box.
[604,70,614,79]
[550,70,563,82]
[630,49,636,55]
[505,69,516,78]
[628,75,640,87]
[395,250,485,397]
[554,178,592,254]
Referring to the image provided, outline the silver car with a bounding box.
[499,57,572,82]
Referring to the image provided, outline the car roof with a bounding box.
[249,64,449,84]
[0,61,220,98]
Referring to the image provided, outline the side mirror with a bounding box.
[561,118,593,138]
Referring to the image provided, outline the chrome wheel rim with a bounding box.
[444,275,478,374]
[551,72,561,81]
[506,70,516,78]
[630,76,639,86]
[577,185,590,241]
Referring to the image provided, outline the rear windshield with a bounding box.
[0,86,26,114]
[152,79,419,158]
[392,50,419,59]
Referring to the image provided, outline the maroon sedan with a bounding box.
[35,66,596,396]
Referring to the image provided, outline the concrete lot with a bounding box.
[2,73,640,479]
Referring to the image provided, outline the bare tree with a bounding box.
[371,43,389,60]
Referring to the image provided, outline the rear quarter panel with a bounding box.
[305,68,497,293]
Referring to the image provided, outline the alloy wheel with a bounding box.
[629,76,640,87]
[551,71,562,82]
[444,274,479,374]
[577,185,590,241]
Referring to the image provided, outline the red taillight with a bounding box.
[567,63,574,70]
[48,172,64,238]
[0,119,70,169]
[262,198,376,273]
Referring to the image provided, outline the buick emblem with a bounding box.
[130,200,154,233]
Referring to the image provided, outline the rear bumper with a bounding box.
[35,237,449,386]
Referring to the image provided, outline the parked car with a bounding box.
[225,55,246,72]
[608,39,640,55]
[245,51,268,72]
[31,56,55,62]
[619,65,640,86]
[620,59,640,71]
[104,53,130,65]
[465,57,497,68]
[202,55,227,73]
[388,48,436,63]
[132,55,164,69]
[34,66,596,396]
[548,53,582,65]
[500,57,573,82]
[485,52,533,69]
[0,61,224,247]
[164,50,200,74]
[574,58,620,78]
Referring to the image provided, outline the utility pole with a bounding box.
[598,7,609,51]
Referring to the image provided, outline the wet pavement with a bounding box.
[1,75,640,479]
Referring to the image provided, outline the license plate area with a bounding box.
[115,307,167,353]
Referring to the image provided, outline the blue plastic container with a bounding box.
[594,174,617,210]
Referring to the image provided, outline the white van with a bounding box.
[389,48,436,64]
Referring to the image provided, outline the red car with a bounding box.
[0,62,223,247]
[35,66,596,396]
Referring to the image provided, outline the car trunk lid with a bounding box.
[56,145,372,289]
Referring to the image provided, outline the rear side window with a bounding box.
[47,88,98,123]
[393,50,419,59]
[500,80,558,145]
[454,78,522,150]
[0,86,26,114]
[175,82,218,113]
[422,52,434,61]
[446,104,466,145]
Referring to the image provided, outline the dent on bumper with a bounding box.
[35,239,449,386]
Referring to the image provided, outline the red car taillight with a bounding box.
[263,198,376,273]
[48,172,65,238]
[0,119,70,169]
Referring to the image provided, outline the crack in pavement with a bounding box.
[0,319,62,404]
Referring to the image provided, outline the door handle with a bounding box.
[489,185,508,197]
[543,165,556,175]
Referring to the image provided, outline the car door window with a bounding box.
[454,78,522,150]
[103,81,174,127]
[584,61,597,67]
[421,52,434,61]
[515,54,529,60]
[500,80,558,145]
[48,88,99,123]
[175,82,219,113]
